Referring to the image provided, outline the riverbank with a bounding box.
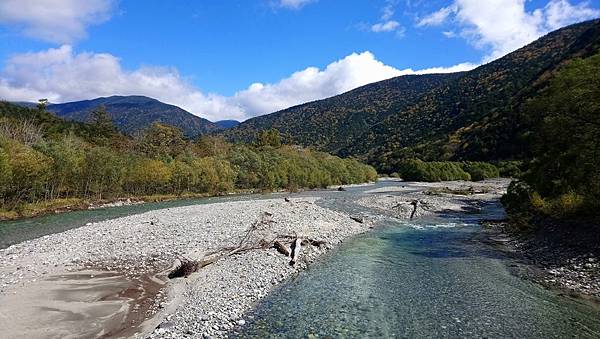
[0,192,235,222]
[0,182,378,222]
[483,219,600,302]
[0,196,373,338]
[356,179,509,219]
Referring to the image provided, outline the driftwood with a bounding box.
[168,259,199,278]
[273,240,291,256]
[168,212,327,279]
[350,216,365,223]
[303,239,326,247]
[290,238,302,266]
[410,200,419,219]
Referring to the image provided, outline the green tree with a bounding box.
[521,52,600,215]
[255,129,281,148]
[194,135,230,157]
[82,147,124,199]
[89,105,118,141]
[191,157,235,193]
[170,159,194,193]
[136,123,187,160]
[1,139,53,202]
[36,98,48,112]
[0,146,12,200]
[126,158,172,195]
[37,134,86,199]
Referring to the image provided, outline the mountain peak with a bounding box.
[48,96,217,137]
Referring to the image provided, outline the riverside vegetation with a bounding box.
[502,50,600,226]
[0,101,377,220]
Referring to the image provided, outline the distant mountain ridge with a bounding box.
[43,96,221,137]
[221,19,600,171]
[215,120,240,129]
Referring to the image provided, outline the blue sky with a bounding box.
[0,0,599,121]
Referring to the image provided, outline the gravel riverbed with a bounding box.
[0,196,371,338]
[356,179,509,219]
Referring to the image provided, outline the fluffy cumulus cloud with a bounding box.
[0,45,244,121]
[418,0,600,60]
[0,0,114,44]
[0,47,477,121]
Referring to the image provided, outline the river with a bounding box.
[2,180,600,338]
[236,183,600,338]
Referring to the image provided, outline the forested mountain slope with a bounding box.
[222,19,600,172]
[47,95,218,137]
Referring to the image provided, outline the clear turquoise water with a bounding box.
[236,200,600,338]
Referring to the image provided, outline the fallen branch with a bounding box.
[168,213,328,279]
[274,240,291,256]
[290,238,302,266]
[350,216,365,223]
[410,200,419,219]
[168,258,199,279]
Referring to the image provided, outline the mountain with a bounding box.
[10,101,39,109]
[215,120,240,129]
[222,19,600,172]
[47,95,218,137]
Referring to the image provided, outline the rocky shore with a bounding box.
[0,196,371,338]
[356,179,509,219]
[484,219,600,300]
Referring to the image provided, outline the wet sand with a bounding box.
[0,270,166,339]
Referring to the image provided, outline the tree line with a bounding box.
[0,102,377,215]
[390,159,520,182]
[502,52,600,224]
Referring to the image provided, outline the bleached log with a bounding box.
[290,238,302,266]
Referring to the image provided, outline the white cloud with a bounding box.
[370,1,406,36]
[418,0,600,60]
[544,0,600,30]
[233,52,407,116]
[276,0,315,10]
[372,20,401,32]
[417,5,456,27]
[413,62,478,74]
[0,0,113,44]
[0,46,478,121]
[0,45,244,121]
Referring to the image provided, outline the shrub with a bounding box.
[496,161,523,178]
[397,159,470,182]
[461,162,500,181]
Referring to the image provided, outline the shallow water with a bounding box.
[237,199,600,338]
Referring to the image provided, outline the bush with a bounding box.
[496,161,523,178]
[397,159,470,182]
[461,162,500,181]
